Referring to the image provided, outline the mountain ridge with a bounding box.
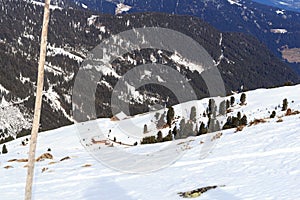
[0,0,298,140]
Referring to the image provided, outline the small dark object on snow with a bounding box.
[178,185,219,198]
[60,156,71,162]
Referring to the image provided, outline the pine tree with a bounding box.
[237,111,241,120]
[240,93,246,105]
[240,115,247,125]
[208,99,216,115]
[219,100,226,115]
[157,131,163,142]
[154,112,160,120]
[157,113,166,128]
[282,98,288,111]
[163,130,173,141]
[230,96,235,106]
[190,106,197,122]
[184,121,194,137]
[172,126,178,138]
[207,118,213,133]
[179,118,186,137]
[198,122,207,135]
[232,117,240,127]
[226,99,230,109]
[2,144,8,154]
[166,107,175,127]
[212,106,217,118]
[270,111,276,118]
[223,116,233,130]
[143,124,148,134]
[215,120,221,131]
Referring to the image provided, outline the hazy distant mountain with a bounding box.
[252,0,300,12]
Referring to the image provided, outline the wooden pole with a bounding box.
[25,0,51,199]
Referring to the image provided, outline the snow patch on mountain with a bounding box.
[81,3,87,9]
[0,84,9,94]
[170,52,205,73]
[87,15,98,26]
[19,73,31,84]
[43,85,74,122]
[0,100,31,137]
[276,9,285,15]
[270,28,288,33]
[29,0,63,10]
[47,45,83,63]
[115,3,132,15]
[227,0,242,6]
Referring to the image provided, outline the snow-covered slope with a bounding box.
[0,85,300,199]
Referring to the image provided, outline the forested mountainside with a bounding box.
[61,0,300,74]
[0,0,298,141]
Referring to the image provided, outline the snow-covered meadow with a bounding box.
[0,84,300,199]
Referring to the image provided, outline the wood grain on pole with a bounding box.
[25,0,51,199]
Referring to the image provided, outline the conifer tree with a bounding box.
[179,118,186,136]
[2,144,8,154]
[230,96,235,106]
[240,115,248,125]
[215,120,221,131]
[143,124,148,134]
[240,93,246,105]
[163,130,173,141]
[219,100,226,115]
[237,111,241,120]
[282,98,288,111]
[157,131,163,142]
[226,99,230,109]
[208,99,216,115]
[172,126,178,138]
[157,113,166,128]
[198,122,207,135]
[270,111,276,118]
[166,107,175,127]
[190,106,197,122]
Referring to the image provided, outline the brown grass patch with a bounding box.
[276,118,283,123]
[91,138,109,144]
[36,153,53,162]
[235,125,245,133]
[7,159,17,162]
[7,158,28,162]
[48,161,57,165]
[4,165,13,169]
[82,164,92,167]
[211,132,222,141]
[285,109,300,116]
[41,167,48,173]
[249,119,266,126]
